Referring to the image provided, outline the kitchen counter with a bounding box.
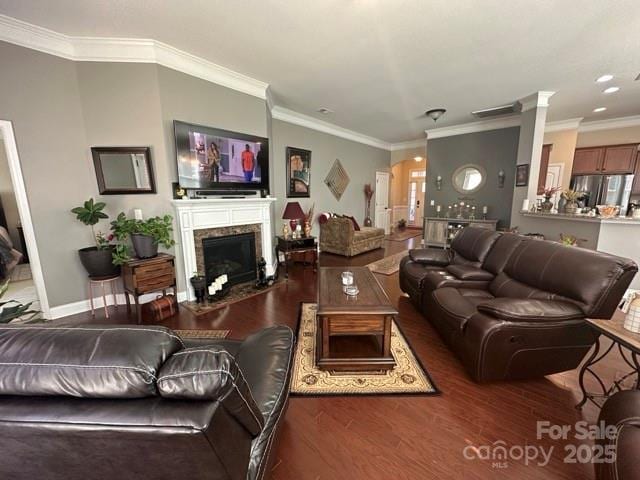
[520,211,640,225]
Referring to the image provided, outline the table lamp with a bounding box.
[282,202,305,238]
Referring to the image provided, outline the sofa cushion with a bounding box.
[409,248,450,266]
[446,264,494,281]
[344,215,360,231]
[482,233,527,275]
[477,298,585,322]
[0,325,184,398]
[353,227,384,242]
[502,240,638,317]
[450,227,500,265]
[157,346,264,436]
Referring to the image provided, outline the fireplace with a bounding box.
[202,233,257,287]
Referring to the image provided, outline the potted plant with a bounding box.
[0,281,41,323]
[110,213,176,261]
[397,218,407,230]
[541,187,561,212]
[71,198,120,277]
[561,189,584,215]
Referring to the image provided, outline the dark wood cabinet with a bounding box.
[601,144,638,173]
[572,148,604,175]
[537,144,552,194]
[572,144,638,176]
[632,152,640,195]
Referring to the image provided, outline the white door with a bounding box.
[375,171,390,230]
[408,169,426,227]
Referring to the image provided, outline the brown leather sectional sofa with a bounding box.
[399,227,637,382]
[0,324,294,480]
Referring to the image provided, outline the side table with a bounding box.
[122,253,176,324]
[275,236,318,279]
[576,316,640,409]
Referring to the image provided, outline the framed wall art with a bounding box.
[515,164,529,187]
[286,147,311,198]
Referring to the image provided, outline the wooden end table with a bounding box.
[576,316,640,409]
[122,253,176,324]
[275,235,318,279]
[316,267,397,372]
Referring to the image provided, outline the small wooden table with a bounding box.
[122,253,176,324]
[576,316,640,409]
[316,267,397,372]
[275,235,318,279]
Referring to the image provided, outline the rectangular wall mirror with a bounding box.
[91,146,156,195]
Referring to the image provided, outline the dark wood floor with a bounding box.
[58,237,628,480]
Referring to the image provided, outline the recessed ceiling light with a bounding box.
[603,86,620,94]
[593,107,607,113]
[596,74,613,83]
[317,107,334,114]
[414,156,423,162]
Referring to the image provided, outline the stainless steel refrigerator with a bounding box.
[570,174,634,214]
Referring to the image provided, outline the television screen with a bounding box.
[174,120,269,191]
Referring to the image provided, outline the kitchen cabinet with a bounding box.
[632,152,640,196]
[572,148,605,175]
[601,144,638,173]
[537,144,552,195]
[572,144,638,175]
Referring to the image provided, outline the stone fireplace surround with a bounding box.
[172,198,276,302]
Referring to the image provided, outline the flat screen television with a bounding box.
[174,120,269,192]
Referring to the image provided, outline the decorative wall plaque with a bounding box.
[324,159,350,200]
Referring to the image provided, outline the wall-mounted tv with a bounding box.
[174,120,269,191]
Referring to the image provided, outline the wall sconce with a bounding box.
[498,170,506,188]
[436,175,443,191]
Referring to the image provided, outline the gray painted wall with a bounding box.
[271,120,391,235]
[425,127,520,229]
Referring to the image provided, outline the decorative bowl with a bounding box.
[596,205,620,218]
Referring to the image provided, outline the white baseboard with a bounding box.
[48,291,187,320]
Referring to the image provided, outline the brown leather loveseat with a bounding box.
[400,227,637,382]
[0,324,294,480]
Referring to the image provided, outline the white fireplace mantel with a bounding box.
[172,198,277,301]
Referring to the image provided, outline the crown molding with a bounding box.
[389,138,427,151]
[425,115,521,139]
[545,117,583,133]
[578,114,640,133]
[271,106,392,150]
[0,14,267,99]
[519,91,556,112]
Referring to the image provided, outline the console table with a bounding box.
[424,217,498,249]
[576,316,640,410]
[122,253,176,324]
[275,236,318,279]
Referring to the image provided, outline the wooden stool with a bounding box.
[88,275,120,318]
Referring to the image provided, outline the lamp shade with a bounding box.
[282,202,305,220]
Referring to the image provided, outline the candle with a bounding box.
[134,209,143,221]
[522,199,530,211]
[221,274,228,283]
[482,206,488,214]
[436,205,441,212]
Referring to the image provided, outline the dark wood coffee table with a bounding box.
[316,267,398,372]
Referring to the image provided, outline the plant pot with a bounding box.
[78,246,120,278]
[565,202,578,215]
[541,196,554,212]
[131,233,158,259]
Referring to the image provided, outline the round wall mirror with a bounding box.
[452,164,486,194]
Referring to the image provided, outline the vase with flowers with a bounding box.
[363,184,374,227]
[561,189,584,215]
[541,187,561,212]
[303,203,314,237]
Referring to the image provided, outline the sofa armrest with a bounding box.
[409,248,451,266]
[477,298,584,322]
[446,264,493,281]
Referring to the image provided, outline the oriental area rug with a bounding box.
[290,303,439,396]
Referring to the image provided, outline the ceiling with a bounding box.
[1,0,639,143]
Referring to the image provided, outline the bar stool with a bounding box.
[88,274,120,318]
